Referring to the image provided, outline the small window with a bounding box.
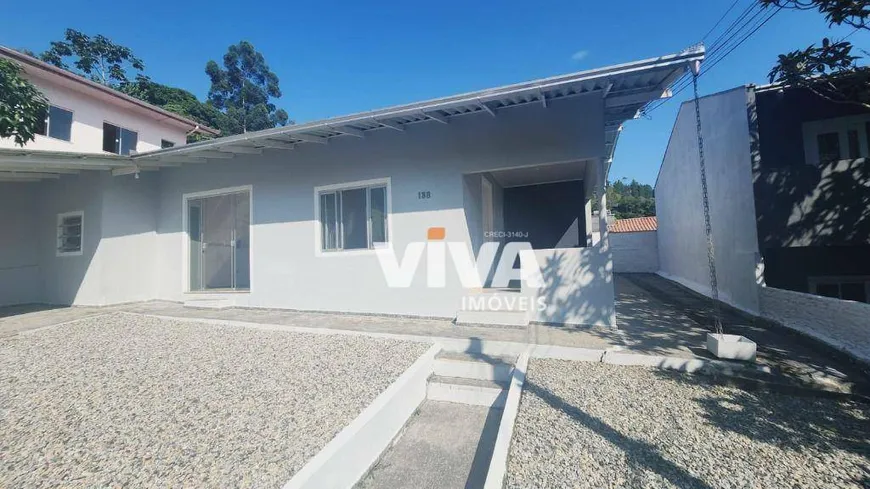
[35,105,73,142]
[816,132,840,165]
[103,123,138,155]
[57,211,84,256]
[809,277,870,303]
[161,139,176,149]
[318,181,389,252]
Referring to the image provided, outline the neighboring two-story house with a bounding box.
[0,46,217,156]
[656,81,869,363]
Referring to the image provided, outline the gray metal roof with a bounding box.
[130,46,703,172]
[0,46,703,181]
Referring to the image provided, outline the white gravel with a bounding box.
[507,360,870,489]
[0,313,429,488]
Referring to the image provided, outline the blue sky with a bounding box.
[1,0,864,184]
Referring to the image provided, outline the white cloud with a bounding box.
[571,50,589,62]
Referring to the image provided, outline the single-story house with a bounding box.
[0,47,705,328]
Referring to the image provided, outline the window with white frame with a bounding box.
[809,276,870,303]
[318,181,389,251]
[57,211,83,256]
[103,122,138,155]
[802,115,870,166]
[35,105,73,142]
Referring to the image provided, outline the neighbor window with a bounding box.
[318,182,389,251]
[809,277,870,303]
[35,105,73,142]
[57,211,83,256]
[103,123,138,155]
[803,115,870,165]
[161,139,176,149]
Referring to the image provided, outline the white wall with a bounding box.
[611,231,659,273]
[0,183,41,305]
[760,286,870,365]
[36,172,104,305]
[154,95,606,318]
[0,73,188,154]
[528,247,615,327]
[656,87,762,313]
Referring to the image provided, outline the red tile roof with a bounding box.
[609,216,657,233]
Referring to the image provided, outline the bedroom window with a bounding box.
[317,180,389,252]
[103,123,138,155]
[35,105,73,142]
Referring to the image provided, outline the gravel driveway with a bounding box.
[0,313,429,488]
[507,360,870,489]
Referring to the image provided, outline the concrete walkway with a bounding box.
[358,401,501,489]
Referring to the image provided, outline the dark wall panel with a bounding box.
[503,180,585,249]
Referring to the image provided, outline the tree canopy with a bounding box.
[594,179,656,219]
[761,0,869,108]
[40,29,145,87]
[0,58,48,146]
[205,41,289,134]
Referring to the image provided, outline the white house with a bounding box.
[0,46,704,328]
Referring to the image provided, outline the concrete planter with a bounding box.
[706,333,756,362]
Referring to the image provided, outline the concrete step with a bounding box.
[183,298,235,310]
[427,375,509,408]
[434,351,515,382]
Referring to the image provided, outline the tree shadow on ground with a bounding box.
[651,368,870,464]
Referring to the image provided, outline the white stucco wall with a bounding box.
[0,74,188,154]
[655,87,762,313]
[0,183,41,305]
[153,95,606,318]
[760,286,870,365]
[528,247,615,327]
[611,231,659,273]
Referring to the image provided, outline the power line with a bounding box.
[703,0,746,42]
[645,5,783,115]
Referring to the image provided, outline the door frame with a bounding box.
[481,177,495,242]
[182,185,253,294]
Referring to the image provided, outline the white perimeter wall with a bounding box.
[153,95,605,318]
[760,286,870,365]
[656,87,762,313]
[0,183,41,305]
[611,231,659,273]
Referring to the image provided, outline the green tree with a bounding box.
[0,58,48,146]
[205,41,289,134]
[761,0,869,108]
[595,178,656,219]
[40,29,144,87]
[120,75,234,140]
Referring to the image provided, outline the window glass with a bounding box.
[341,187,368,250]
[120,128,138,155]
[320,192,338,250]
[58,214,83,254]
[47,106,73,141]
[815,283,839,299]
[103,123,120,153]
[841,283,867,302]
[847,129,860,159]
[35,107,48,136]
[370,186,387,244]
[817,132,840,165]
[161,139,176,149]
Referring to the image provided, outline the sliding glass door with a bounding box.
[188,190,250,291]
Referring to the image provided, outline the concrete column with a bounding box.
[596,158,608,250]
